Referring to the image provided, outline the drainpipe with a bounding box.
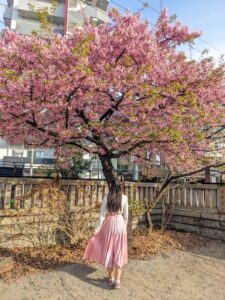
[133,163,139,181]
[30,147,34,177]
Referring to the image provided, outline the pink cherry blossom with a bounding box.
[0,8,224,184]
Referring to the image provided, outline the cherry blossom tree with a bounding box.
[0,8,225,200]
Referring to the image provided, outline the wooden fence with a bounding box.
[0,177,224,245]
[0,177,223,211]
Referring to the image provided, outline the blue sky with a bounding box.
[1,0,225,60]
[0,0,6,29]
[109,0,225,61]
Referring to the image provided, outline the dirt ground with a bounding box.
[0,237,224,300]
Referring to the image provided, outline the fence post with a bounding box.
[218,185,225,213]
[127,209,133,251]
[4,184,12,209]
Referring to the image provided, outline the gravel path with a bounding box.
[0,239,224,300]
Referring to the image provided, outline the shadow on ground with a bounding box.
[59,262,113,290]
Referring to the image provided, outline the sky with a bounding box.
[0,0,6,29]
[109,0,225,61]
[0,0,225,61]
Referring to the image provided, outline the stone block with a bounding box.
[202,219,221,229]
[200,227,225,241]
[166,222,200,234]
[170,215,182,223]
[151,208,162,215]
[151,214,162,221]
[220,221,225,230]
[172,209,201,218]
[200,213,220,220]
[182,216,198,225]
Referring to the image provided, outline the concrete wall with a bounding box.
[149,206,225,241]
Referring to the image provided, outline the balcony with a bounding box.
[17,0,65,21]
[84,0,109,11]
[15,19,64,35]
[3,6,13,27]
[67,3,108,29]
[68,0,109,12]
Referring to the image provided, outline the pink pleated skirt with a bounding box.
[83,214,128,268]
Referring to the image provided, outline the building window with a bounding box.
[34,151,45,158]
[117,159,129,171]
[12,150,23,157]
[91,160,100,169]
[27,151,45,158]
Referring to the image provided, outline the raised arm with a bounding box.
[94,196,107,234]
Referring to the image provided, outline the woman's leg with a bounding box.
[107,267,114,280]
[115,267,122,283]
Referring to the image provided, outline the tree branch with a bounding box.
[10,112,59,138]
[64,141,95,154]
[111,139,173,158]
[99,92,125,122]
[170,161,225,181]
[115,48,126,64]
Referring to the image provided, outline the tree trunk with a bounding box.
[98,154,118,187]
[145,198,153,232]
[146,210,153,232]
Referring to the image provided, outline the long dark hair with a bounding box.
[106,177,124,213]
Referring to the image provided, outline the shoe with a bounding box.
[107,278,115,286]
[113,282,121,289]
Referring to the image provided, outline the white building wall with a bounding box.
[3,0,109,35]
[0,138,55,161]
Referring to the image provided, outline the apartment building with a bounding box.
[3,0,109,35]
[1,0,111,178]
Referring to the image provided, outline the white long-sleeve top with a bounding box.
[94,194,129,234]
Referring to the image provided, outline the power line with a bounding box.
[109,1,202,54]
[135,0,225,56]
[191,46,202,54]
[107,0,215,59]
[110,0,225,57]
[198,37,225,55]
[137,0,160,14]
[109,0,156,28]
[110,0,127,11]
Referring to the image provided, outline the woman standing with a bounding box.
[83,180,128,289]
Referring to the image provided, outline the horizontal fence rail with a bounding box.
[0,177,224,213]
